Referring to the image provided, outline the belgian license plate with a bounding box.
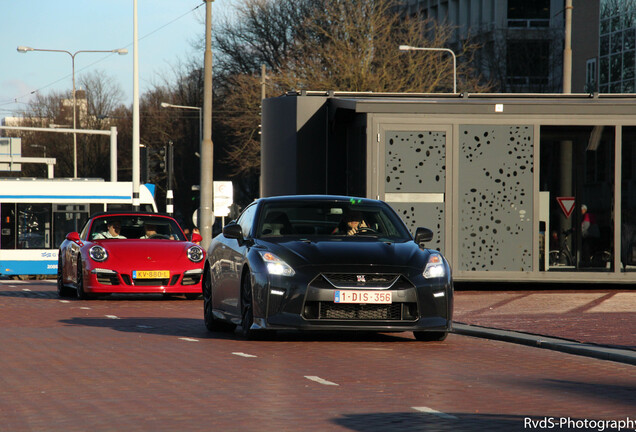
[334,290,392,304]
[133,270,170,279]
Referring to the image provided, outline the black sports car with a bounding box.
[203,195,453,340]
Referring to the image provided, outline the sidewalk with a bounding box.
[452,287,636,365]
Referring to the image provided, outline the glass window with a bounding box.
[600,18,610,35]
[255,201,412,241]
[621,127,636,272]
[624,29,635,51]
[507,0,549,19]
[610,54,623,82]
[237,204,257,238]
[17,204,51,249]
[1,203,16,250]
[599,57,609,85]
[53,204,89,248]
[540,126,615,272]
[624,51,635,79]
[600,35,610,57]
[89,215,185,241]
[611,31,623,54]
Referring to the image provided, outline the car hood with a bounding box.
[93,240,198,264]
[260,238,429,270]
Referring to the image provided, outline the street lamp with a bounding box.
[160,102,202,152]
[399,45,457,94]
[17,45,128,178]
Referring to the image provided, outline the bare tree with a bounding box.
[211,0,488,176]
[8,71,126,179]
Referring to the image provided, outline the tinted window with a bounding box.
[256,201,411,241]
[237,204,257,238]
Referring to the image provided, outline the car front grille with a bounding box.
[317,273,412,289]
[303,301,418,321]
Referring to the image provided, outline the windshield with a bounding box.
[256,201,412,241]
[89,215,186,241]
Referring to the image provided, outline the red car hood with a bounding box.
[93,239,200,269]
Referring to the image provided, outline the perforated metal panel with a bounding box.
[458,125,534,271]
[384,130,446,253]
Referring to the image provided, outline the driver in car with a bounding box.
[334,211,368,235]
[93,220,126,239]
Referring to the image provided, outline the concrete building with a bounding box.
[400,0,566,92]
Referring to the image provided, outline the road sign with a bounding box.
[556,197,576,218]
[214,181,233,217]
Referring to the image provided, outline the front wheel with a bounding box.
[203,268,235,332]
[57,256,74,298]
[413,331,448,341]
[75,259,94,300]
[240,273,274,340]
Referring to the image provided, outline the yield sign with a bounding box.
[556,197,576,218]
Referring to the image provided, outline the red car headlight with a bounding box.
[187,245,204,263]
[89,245,108,262]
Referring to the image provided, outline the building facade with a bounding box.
[400,0,566,92]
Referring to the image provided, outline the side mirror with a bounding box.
[191,233,203,243]
[414,227,434,245]
[223,223,243,240]
[66,232,83,246]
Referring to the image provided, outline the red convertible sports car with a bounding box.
[57,212,205,299]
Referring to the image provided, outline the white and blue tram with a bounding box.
[0,179,157,277]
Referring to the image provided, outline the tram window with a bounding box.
[1,203,17,249]
[53,204,89,248]
[17,204,51,249]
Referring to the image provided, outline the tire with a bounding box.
[413,331,448,341]
[240,272,274,340]
[203,268,235,332]
[57,256,74,298]
[75,259,94,300]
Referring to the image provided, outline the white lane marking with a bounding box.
[105,315,120,319]
[304,376,339,386]
[59,300,71,303]
[80,307,91,310]
[22,288,31,292]
[232,352,257,358]
[412,407,458,420]
[179,337,199,342]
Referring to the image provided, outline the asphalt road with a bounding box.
[0,279,634,432]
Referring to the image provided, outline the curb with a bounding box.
[452,323,636,366]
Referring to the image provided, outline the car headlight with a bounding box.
[423,253,446,279]
[187,245,204,263]
[89,245,108,262]
[258,251,295,276]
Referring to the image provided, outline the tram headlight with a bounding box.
[89,245,108,262]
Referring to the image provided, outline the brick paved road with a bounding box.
[0,280,634,432]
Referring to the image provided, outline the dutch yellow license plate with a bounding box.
[133,270,170,279]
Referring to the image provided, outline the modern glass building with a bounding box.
[598,0,636,93]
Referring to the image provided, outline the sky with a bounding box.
[0,0,238,119]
